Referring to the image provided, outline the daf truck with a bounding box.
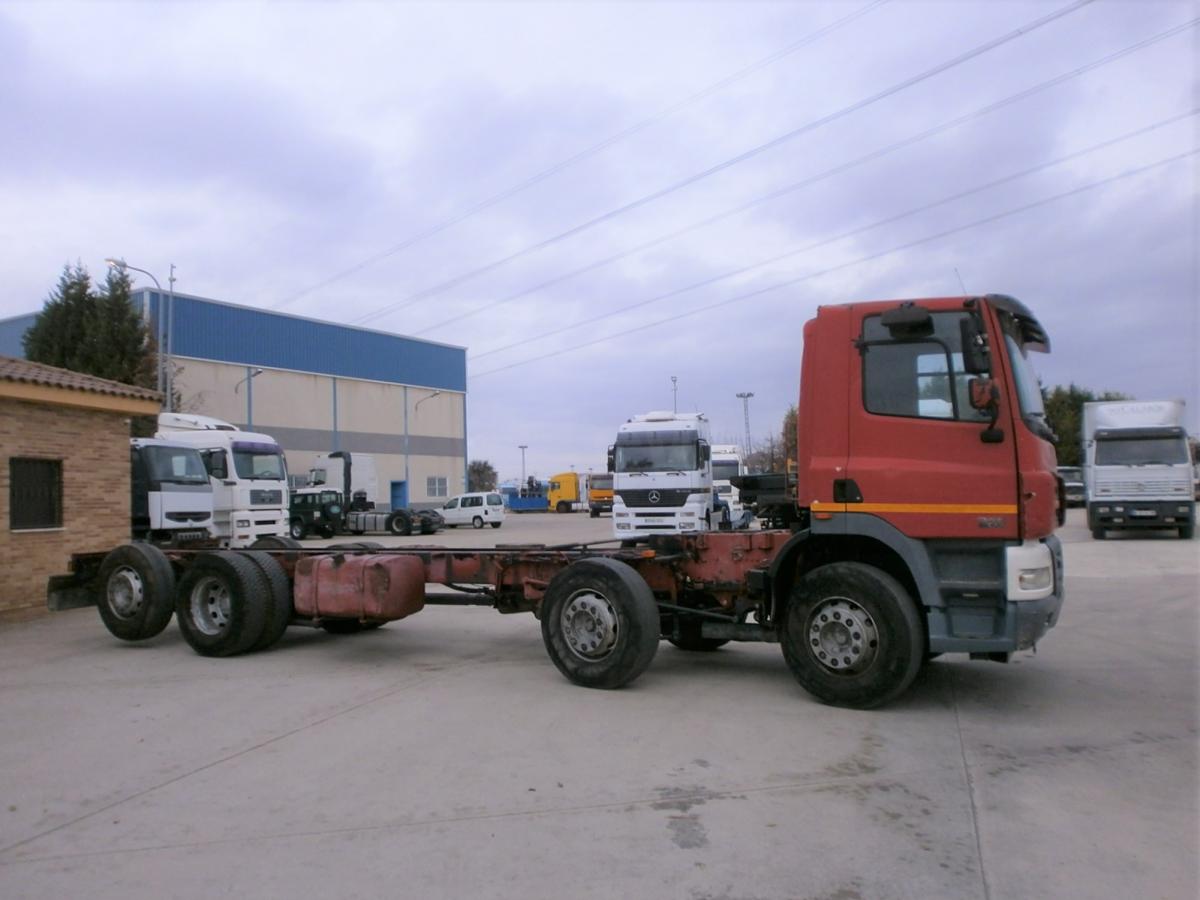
[1083,400,1195,539]
[155,413,289,547]
[610,411,714,538]
[548,472,586,513]
[53,294,1067,709]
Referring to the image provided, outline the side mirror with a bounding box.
[203,450,228,480]
[699,441,711,464]
[968,378,1005,444]
[968,377,997,412]
[960,317,990,375]
[606,446,615,473]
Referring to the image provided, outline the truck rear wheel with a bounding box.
[96,543,176,642]
[556,500,571,514]
[175,552,270,657]
[590,507,599,518]
[238,550,293,651]
[540,558,659,689]
[387,511,412,536]
[780,562,922,709]
[1180,524,1194,540]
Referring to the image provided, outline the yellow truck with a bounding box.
[587,472,612,518]
[547,472,584,513]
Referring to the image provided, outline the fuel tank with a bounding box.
[293,553,426,621]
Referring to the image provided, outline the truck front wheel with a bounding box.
[96,543,177,642]
[387,511,412,536]
[540,558,660,689]
[290,519,307,541]
[780,562,922,709]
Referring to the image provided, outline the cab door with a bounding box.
[842,303,1019,540]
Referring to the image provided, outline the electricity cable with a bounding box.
[271,0,891,309]
[470,147,1197,379]
[420,18,1194,341]
[467,107,1197,363]
[351,0,1096,327]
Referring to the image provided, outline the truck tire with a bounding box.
[590,507,599,518]
[387,511,412,536]
[238,550,293,651]
[472,516,485,529]
[96,543,177,642]
[250,535,302,566]
[175,552,270,657]
[1091,527,1106,540]
[289,519,307,541]
[667,619,729,652]
[490,522,502,529]
[1181,524,1195,540]
[540,558,660,689]
[556,501,571,514]
[780,562,923,709]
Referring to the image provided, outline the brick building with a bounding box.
[0,357,160,623]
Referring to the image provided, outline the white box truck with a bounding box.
[1082,400,1195,540]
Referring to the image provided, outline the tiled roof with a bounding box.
[0,356,161,402]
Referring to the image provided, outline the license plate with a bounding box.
[1129,510,1157,518]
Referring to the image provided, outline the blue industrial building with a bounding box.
[0,290,469,509]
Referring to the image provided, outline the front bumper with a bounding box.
[1088,500,1194,530]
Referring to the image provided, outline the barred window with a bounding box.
[426,476,448,498]
[10,458,63,530]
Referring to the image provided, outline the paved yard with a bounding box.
[0,510,1195,899]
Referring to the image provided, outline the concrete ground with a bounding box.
[0,509,1195,899]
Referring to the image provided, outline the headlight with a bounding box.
[330,505,342,515]
[1018,567,1052,591]
[236,519,251,528]
[616,523,630,531]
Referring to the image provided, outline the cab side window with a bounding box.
[862,311,990,422]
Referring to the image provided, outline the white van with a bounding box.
[442,492,506,529]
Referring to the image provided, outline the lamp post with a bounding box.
[671,375,678,413]
[518,444,528,485]
[736,391,754,460]
[106,257,176,410]
[234,367,264,429]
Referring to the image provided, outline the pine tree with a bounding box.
[23,263,157,392]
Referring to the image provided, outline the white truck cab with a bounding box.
[155,413,289,547]
[610,411,713,539]
[130,438,214,543]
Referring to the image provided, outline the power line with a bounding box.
[351,0,1096,328]
[470,148,1197,379]
[468,107,1196,363]
[270,0,892,309]
[426,19,1194,344]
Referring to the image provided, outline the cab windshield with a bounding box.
[144,446,208,485]
[614,438,699,473]
[232,441,287,481]
[1003,333,1053,441]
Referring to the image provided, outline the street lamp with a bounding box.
[106,257,176,410]
[671,375,678,413]
[736,392,754,460]
[234,368,264,429]
[414,389,442,412]
[518,444,528,486]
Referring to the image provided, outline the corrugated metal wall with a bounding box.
[140,290,465,392]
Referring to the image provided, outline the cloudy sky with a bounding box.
[1,0,1196,480]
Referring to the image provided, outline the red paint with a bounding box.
[294,554,426,621]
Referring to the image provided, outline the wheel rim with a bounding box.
[106,565,145,619]
[806,596,879,675]
[291,523,303,539]
[560,588,619,661]
[189,575,232,636]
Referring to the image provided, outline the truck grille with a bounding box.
[251,489,283,505]
[616,488,694,508]
[165,512,210,523]
[1095,479,1187,495]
